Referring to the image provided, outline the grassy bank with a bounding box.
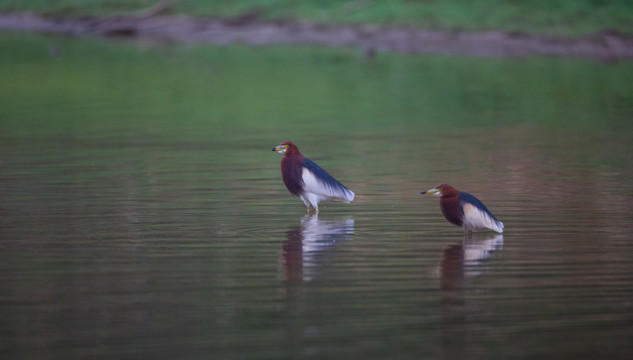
[1,0,632,37]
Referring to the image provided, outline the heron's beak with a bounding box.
[272,145,287,153]
[421,188,440,196]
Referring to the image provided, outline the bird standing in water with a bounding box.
[421,184,504,235]
[272,141,355,214]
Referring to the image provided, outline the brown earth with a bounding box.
[1,12,633,60]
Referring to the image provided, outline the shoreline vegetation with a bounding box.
[1,0,632,60]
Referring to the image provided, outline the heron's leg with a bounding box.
[463,227,472,242]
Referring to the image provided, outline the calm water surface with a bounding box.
[1,32,632,359]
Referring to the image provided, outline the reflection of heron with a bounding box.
[440,234,503,358]
[441,234,504,289]
[461,233,504,277]
[281,215,355,358]
[282,215,355,283]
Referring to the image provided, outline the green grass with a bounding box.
[1,0,633,37]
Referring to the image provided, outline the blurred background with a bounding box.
[1,1,632,359]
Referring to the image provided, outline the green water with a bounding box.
[1,32,632,359]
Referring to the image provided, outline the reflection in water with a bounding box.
[282,215,355,283]
[440,234,504,359]
[281,215,355,358]
[441,234,504,290]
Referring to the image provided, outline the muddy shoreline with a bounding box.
[1,12,632,60]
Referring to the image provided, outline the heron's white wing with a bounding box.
[462,203,504,233]
[302,168,354,202]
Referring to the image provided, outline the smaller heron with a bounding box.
[421,184,504,235]
[272,141,355,213]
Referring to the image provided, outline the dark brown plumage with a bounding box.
[421,184,504,234]
[272,141,355,213]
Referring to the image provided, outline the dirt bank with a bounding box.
[1,12,632,60]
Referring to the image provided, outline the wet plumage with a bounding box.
[272,141,354,213]
[421,184,504,234]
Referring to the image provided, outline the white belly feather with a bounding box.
[462,203,504,233]
[301,168,354,209]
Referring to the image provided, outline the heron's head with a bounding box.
[421,184,457,197]
[272,141,299,155]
